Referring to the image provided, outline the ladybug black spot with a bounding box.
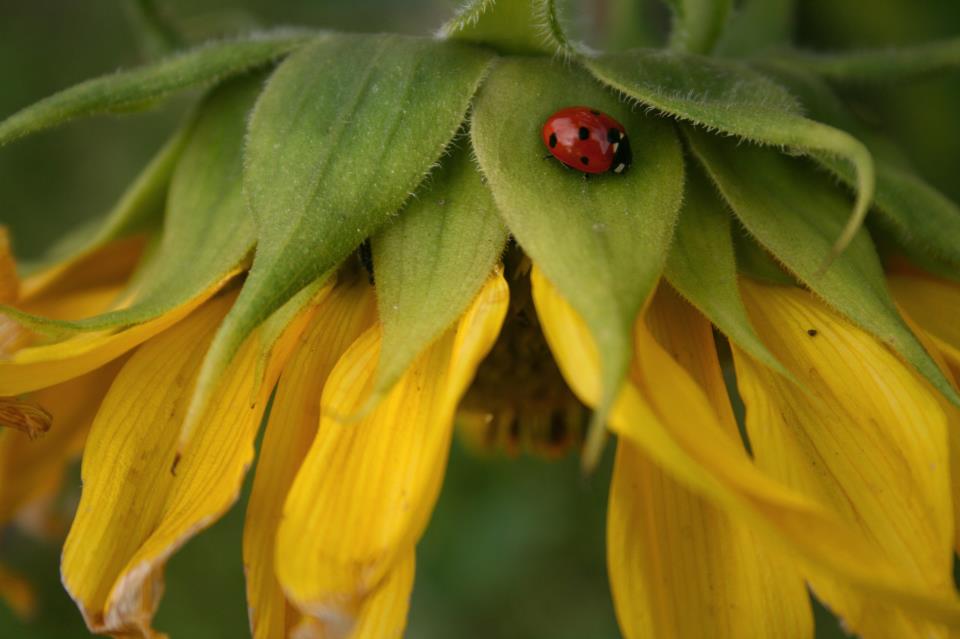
[580,156,590,166]
[807,329,818,337]
[549,133,558,148]
[590,109,600,115]
[578,127,590,140]
[607,128,621,143]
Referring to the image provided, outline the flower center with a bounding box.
[457,250,586,459]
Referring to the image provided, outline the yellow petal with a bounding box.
[895,297,960,556]
[276,271,508,625]
[888,274,960,372]
[606,285,812,639]
[290,553,415,639]
[61,290,306,637]
[0,270,237,395]
[735,279,955,637]
[0,360,123,526]
[245,280,377,639]
[530,266,960,628]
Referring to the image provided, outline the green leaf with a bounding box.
[664,0,732,55]
[20,123,188,276]
[758,62,960,271]
[183,34,493,446]
[471,57,685,467]
[440,0,575,56]
[372,142,508,399]
[3,72,263,335]
[584,49,875,265]
[686,127,959,405]
[779,37,960,85]
[664,166,788,377]
[0,29,310,146]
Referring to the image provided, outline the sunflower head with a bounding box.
[2,1,960,638]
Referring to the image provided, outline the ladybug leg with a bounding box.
[542,154,553,161]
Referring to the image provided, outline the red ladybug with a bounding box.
[541,106,632,175]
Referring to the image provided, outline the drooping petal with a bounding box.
[60,289,306,637]
[734,279,955,637]
[605,285,812,638]
[530,266,960,628]
[276,272,508,628]
[0,268,239,395]
[891,283,960,555]
[290,553,415,639]
[244,279,377,639]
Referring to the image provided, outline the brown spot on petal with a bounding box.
[0,397,52,439]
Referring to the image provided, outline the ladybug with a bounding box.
[541,106,632,175]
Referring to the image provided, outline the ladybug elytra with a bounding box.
[541,106,632,175]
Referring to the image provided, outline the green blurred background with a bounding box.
[0,1,958,637]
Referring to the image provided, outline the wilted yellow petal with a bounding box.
[606,285,812,639]
[290,553,415,639]
[61,289,305,637]
[530,266,960,628]
[0,360,122,526]
[0,270,237,395]
[277,272,508,627]
[735,280,955,637]
[245,280,377,639]
[0,396,50,438]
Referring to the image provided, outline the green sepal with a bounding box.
[584,49,875,265]
[371,142,508,400]
[3,72,264,336]
[758,62,960,271]
[687,128,960,405]
[664,165,789,377]
[779,37,960,85]
[733,227,798,287]
[663,0,732,55]
[183,34,493,448]
[20,122,188,276]
[471,58,685,468]
[440,0,576,56]
[0,29,311,146]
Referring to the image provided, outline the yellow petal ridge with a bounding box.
[276,271,508,627]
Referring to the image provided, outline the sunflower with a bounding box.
[3,1,960,637]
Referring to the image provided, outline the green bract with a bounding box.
[4,0,960,452]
